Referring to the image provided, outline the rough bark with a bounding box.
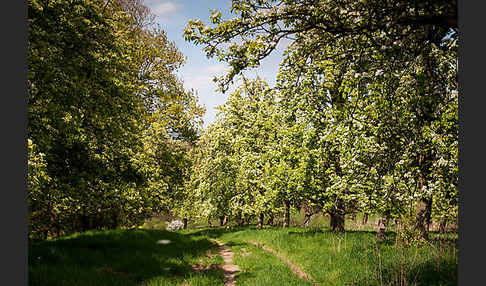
[222,215,228,226]
[415,197,432,240]
[329,212,345,232]
[414,153,433,240]
[438,219,447,234]
[329,198,346,232]
[267,213,274,226]
[257,212,264,230]
[283,200,291,228]
[302,213,312,227]
[362,212,369,225]
[377,218,387,241]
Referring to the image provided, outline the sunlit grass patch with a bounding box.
[190,226,457,286]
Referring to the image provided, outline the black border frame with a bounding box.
[3,0,479,284]
[2,0,28,285]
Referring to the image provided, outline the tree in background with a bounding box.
[184,0,458,238]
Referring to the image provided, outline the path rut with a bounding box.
[211,239,240,286]
[249,240,320,286]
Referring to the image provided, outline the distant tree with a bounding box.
[184,0,458,238]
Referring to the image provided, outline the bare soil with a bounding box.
[211,239,241,286]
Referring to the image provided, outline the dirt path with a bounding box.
[249,240,320,286]
[211,239,240,286]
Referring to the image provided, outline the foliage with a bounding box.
[28,0,203,239]
[183,0,458,236]
[184,0,457,92]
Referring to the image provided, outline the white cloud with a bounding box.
[204,64,227,74]
[183,64,227,92]
[148,1,182,17]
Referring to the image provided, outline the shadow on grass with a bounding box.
[28,229,223,286]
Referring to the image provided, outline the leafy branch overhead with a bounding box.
[184,0,457,92]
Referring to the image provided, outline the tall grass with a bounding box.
[189,226,457,286]
[29,222,457,286]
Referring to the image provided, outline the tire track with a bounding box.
[249,240,320,286]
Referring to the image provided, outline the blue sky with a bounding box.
[142,0,287,127]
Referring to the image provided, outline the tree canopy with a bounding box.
[27,0,457,243]
[28,0,203,239]
[182,0,458,239]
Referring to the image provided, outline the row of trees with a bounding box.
[180,0,458,240]
[28,0,458,243]
[183,69,456,239]
[28,0,203,240]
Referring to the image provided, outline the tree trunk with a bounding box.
[415,153,433,240]
[283,200,290,228]
[362,212,369,225]
[219,216,225,226]
[111,211,119,229]
[415,197,432,240]
[267,213,274,226]
[302,213,312,227]
[257,213,264,230]
[438,219,447,234]
[81,215,89,232]
[222,216,228,226]
[88,216,94,230]
[183,218,188,230]
[385,213,391,228]
[329,198,345,232]
[329,212,345,232]
[377,218,387,241]
[208,218,212,228]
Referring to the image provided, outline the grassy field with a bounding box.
[189,227,457,286]
[29,223,457,286]
[28,229,224,286]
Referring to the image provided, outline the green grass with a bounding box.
[187,226,458,286]
[29,224,457,286]
[29,228,224,286]
[218,238,312,286]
